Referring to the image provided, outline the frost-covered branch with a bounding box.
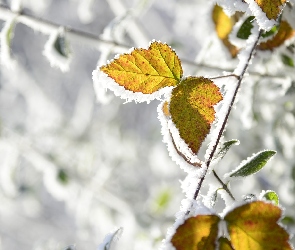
[187,29,263,214]
[0,4,130,51]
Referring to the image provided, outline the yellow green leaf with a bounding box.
[218,237,234,250]
[258,21,295,50]
[254,0,286,20]
[212,5,239,58]
[224,201,292,250]
[171,215,220,250]
[100,41,183,94]
[169,77,223,154]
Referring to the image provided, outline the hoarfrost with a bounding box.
[244,0,278,31]
[97,227,123,250]
[43,27,71,72]
[204,77,236,163]
[159,198,213,250]
[157,99,203,173]
[224,149,276,180]
[234,22,260,76]
[214,0,248,16]
[92,70,173,103]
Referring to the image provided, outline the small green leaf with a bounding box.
[153,189,172,213]
[229,150,276,178]
[262,25,278,38]
[263,190,279,205]
[57,169,69,184]
[54,35,70,58]
[215,139,239,161]
[281,54,294,67]
[237,16,255,40]
[6,20,15,48]
[281,216,295,225]
[258,21,295,51]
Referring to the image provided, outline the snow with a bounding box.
[234,22,260,75]
[214,0,248,16]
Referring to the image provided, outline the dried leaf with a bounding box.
[258,21,295,50]
[171,215,220,250]
[169,77,223,154]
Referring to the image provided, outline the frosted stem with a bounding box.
[0,4,130,51]
[212,170,235,201]
[187,30,263,215]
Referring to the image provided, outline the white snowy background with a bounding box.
[0,0,294,249]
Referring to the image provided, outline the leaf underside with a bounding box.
[225,201,292,250]
[171,215,220,250]
[169,77,223,154]
[100,41,183,94]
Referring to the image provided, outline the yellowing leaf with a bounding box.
[171,215,220,250]
[218,237,234,250]
[224,201,292,250]
[100,41,183,94]
[258,21,295,50]
[254,0,286,20]
[162,101,171,118]
[169,77,223,154]
[212,5,239,58]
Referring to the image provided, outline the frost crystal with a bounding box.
[43,27,71,72]
[245,0,278,31]
[93,70,174,103]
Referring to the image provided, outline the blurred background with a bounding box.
[0,0,294,249]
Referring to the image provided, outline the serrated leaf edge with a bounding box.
[93,70,174,103]
[157,100,203,173]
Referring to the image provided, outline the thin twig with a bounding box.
[0,4,287,80]
[186,30,263,215]
[0,4,130,50]
[209,74,239,80]
[169,131,201,167]
[212,170,235,201]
